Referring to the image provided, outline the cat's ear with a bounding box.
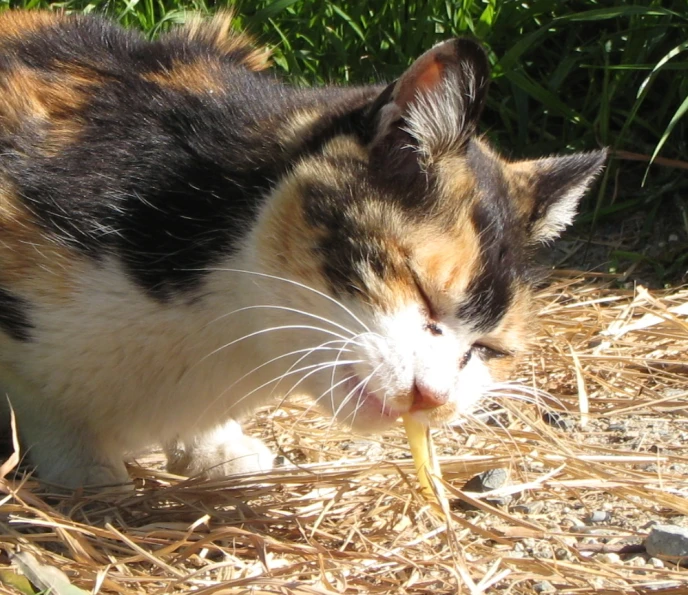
[517,150,608,243]
[367,38,490,179]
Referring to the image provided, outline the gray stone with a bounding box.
[644,525,688,563]
[468,467,509,491]
[457,468,510,511]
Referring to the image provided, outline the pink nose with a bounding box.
[410,381,448,411]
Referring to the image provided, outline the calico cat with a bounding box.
[0,10,605,488]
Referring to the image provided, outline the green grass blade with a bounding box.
[644,94,688,184]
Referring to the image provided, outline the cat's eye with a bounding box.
[472,342,511,360]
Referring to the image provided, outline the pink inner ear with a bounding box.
[416,59,444,93]
[396,57,445,108]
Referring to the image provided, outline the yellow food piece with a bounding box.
[402,414,442,501]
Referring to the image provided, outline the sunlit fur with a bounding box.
[0,11,606,488]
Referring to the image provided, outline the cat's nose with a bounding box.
[410,380,448,411]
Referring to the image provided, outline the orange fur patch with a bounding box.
[0,180,77,303]
[0,63,97,156]
[0,10,61,42]
[253,177,329,293]
[179,11,270,72]
[143,59,225,95]
[505,160,539,220]
[276,109,322,149]
[412,222,480,299]
[482,284,533,380]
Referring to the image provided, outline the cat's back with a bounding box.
[0,9,269,86]
[0,10,287,306]
[0,9,272,160]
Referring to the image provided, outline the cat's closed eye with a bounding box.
[472,342,512,360]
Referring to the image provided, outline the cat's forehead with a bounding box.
[292,136,527,328]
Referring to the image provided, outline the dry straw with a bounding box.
[1,272,687,594]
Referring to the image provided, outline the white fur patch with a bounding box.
[403,71,477,161]
[531,188,582,243]
[318,301,493,433]
[166,420,274,478]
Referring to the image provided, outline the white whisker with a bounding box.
[197,267,371,333]
[231,359,363,414]
[283,372,359,431]
[334,363,383,427]
[191,339,355,427]
[208,304,361,340]
[197,323,354,367]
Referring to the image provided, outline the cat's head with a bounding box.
[251,38,605,432]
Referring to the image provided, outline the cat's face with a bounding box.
[251,39,605,432]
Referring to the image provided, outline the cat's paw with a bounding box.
[165,420,274,479]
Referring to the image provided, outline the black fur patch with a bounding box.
[0,287,33,342]
[456,141,524,331]
[0,14,382,300]
[303,159,390,296]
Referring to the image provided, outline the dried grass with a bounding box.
[1,272,687,594]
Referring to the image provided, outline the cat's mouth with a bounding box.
[339,368,403,425]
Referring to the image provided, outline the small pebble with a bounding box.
[668,233,679,242]
[532,543,555,559]
[587,511,610,523]
[564,516,586,530]
[597,552,621,564]
[555,547,570,560]
[627,556,647,567]
[649,557,664,569]
[533,580,556,593]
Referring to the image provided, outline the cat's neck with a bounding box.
[190,79,381,198]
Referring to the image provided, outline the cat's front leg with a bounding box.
[19,413,130,489]
[165,420,274,479]
[1,363,130,488]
